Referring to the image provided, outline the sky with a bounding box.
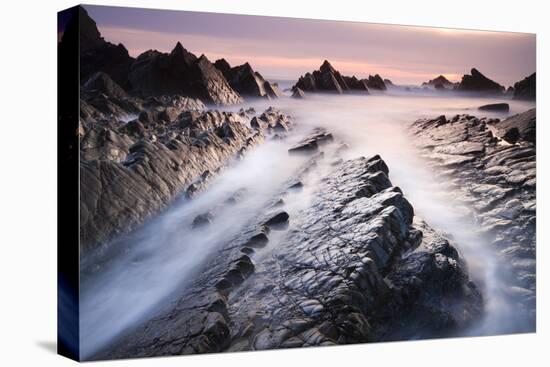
[83,5,536,86]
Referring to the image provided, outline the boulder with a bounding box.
[478,103,510,112]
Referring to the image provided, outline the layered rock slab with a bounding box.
[80,105,295,254]
[410,109,536,323]
[103,154,480,359]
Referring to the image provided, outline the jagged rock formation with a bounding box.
[62,6,281,105]
[365,74,387,90]
[102,150,481,359]
[61,7,134,89]
[456,68,505,93]
[292,60,371,94]
[422,75,457,90]
[214,59,282,99]
[249,107,293,133]
[513,73,536,100]
[128,43,243,105]
[410,109,536,324]
[79,77,292,253]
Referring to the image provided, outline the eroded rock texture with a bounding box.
[103,152,480,359]
[79,76,293,253]
[410,109,536,322]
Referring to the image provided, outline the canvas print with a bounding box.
[57,4,536,361]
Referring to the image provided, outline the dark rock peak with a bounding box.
[293,60,372,94]
[76,6,103,50]
[215,58,231,69]
[128,46,242,105]
[456,68,505,93]
[422,75,458,90]
[213,59,281,99]
[513,73,536,100]
[61,6,134,89]
[320,60,336,73]
[213,58,232,79]
[170,41,187,57]
[366,74,387,90]
[470,68,482,77]
[424,75,452,85]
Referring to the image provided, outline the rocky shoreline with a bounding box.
[101,139,481,359]
[65,5,537,361]
[79,74,295,254]
[410,109,536,325]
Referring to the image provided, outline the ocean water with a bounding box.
[80,92,535,358]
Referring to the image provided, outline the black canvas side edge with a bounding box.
[57,5,81,361]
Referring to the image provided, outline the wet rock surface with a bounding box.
[410,109,536,323]
[103,149,480,359]
[79,75,293,253]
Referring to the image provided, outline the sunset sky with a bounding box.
[83,5,536,86]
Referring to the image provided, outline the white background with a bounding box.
[0,0,547,365]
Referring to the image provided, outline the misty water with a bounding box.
[80,91,535,358]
